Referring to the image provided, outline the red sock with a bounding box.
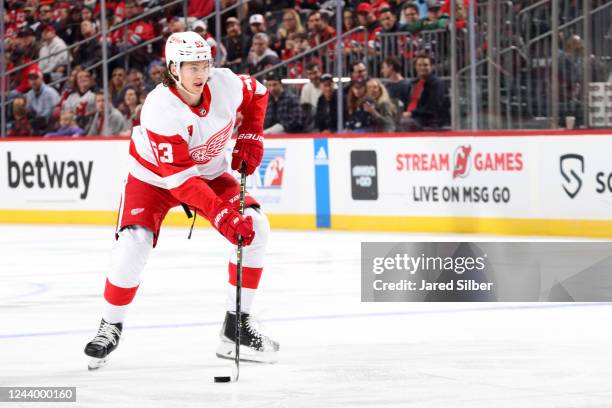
[228,263,263,289]
[104,278,139,306]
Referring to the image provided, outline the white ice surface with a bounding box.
[0,225,611,408]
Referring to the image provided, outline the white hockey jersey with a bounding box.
[128,68,268,191]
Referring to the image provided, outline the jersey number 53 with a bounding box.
[151,141,174,164]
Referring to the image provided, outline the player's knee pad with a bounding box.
[110,226,154,287]
[245,206,270,248]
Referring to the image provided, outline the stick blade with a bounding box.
[213,376,231,383]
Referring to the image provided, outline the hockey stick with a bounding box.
[234,161,247,381]
[213,161,247,384]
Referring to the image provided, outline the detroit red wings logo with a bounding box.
[189,120,233,164]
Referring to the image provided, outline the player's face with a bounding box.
[178,61,210,93]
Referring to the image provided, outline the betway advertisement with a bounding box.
[0,138,314,216]
[0,140,128,210]
[328,135,612,221]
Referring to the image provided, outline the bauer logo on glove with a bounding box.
[231,133,264,176]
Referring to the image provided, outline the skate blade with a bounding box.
[215,341,279,364]
[88,357,108,371]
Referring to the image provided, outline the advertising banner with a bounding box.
[329,135,612,221]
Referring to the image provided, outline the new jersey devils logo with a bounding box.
[453,145,472,179]
[189,120,233,164]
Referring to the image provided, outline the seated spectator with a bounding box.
[34,4,60,39]
[110,0,155,67]
[307,10,336,48]
[343,8,358,32]
[86,91,131,136]
[25,70,60,135]
[381,56,411,109]
[127,68,146,94]
[441,0,468,29]
[223,16,249,73]
[300,62,323,114]
[72,20,102,70]
[145,62,164,93]
[16,28,39,61]
[118,87,142,127]
[168,16,187,34]
[351,61,369,83]
[277,9,305,51]
[59,70,96,130]
[45,110,85,137]
[7,47,41,98]
[38,25,70,81]
[355,3,382,55]
[315,73,340,133]
[7,96,33,137]
[379,7,406,58]
[57,5,84,46]
[110,67,128,107]
[263,72,303,134]
[402,3,424,34]
[400,53,449,130]
[127,68,148,103]
[247,14,267,50]
[81,6,97,28]
[282,32,311,79]
[56,66,83,111]
[364,78,397,132]
[345,79,371,131]
[422,0,449,31]
[247,33,280,75]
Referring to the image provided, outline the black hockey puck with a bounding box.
[214,376,231,383]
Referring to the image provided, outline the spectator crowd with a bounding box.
[5,0,606,136]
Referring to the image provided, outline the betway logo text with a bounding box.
[6,152,94,199]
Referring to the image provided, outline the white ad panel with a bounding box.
[540,136,612,220]
[0,138,315,215]
[330,136,532,218]
[0,140,129,210]
[329,135,612,221]
[241,138,315,215]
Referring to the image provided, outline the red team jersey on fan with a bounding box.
[129,68,266,187]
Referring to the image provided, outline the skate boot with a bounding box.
[216,312,279,363]
[84,318,123,370]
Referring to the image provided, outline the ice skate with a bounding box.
[84,319,123,370]
[216,312,279,364]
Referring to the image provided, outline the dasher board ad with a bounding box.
[361,242,612,302]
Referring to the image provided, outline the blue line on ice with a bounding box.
[1,302,612,340]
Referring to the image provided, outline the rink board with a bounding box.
[0,130,611,236]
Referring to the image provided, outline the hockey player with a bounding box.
[84,31,279,370]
